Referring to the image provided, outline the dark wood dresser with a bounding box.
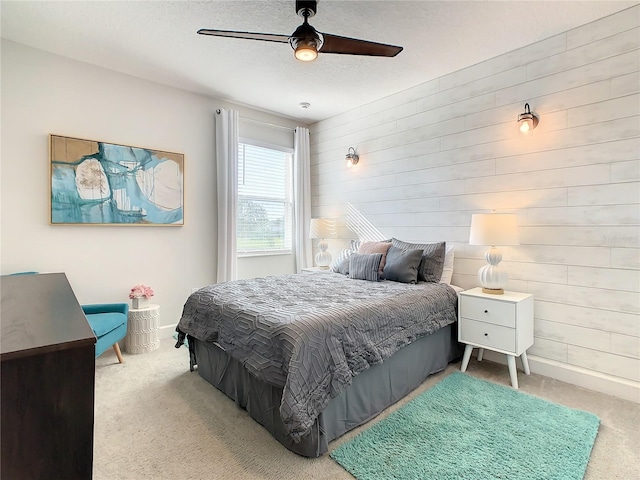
[1,272,96,479]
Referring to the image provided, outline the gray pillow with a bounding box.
[349,253,383,282]
[391,239,446,282]
[383,246,423,284]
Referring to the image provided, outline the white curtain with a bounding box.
[215,108,239,283]
[293,126,312,272]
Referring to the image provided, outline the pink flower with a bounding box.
[129,284,154,299]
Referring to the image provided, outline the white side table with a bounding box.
[125,304,160,354]
[458,288,534,388]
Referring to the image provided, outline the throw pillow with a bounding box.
[331,248,355,272]
[383,246,423,284]
[335,256,350,275]
[440,245,455,284]
[391,238,446,283]
[358,241,392,278]
[350,239,363,252]
[349,253,383,282]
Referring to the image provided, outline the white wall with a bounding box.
[0,40,299,335]
[309,7,640,401]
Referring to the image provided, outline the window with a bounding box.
[237,141,293,255]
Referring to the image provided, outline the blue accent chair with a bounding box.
[82,303,129,364]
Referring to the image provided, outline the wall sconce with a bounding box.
[517,103,539,134]
[345,147,359,168]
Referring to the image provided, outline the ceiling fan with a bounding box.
[197,0,403,62]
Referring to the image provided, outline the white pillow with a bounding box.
[330,248,355,272]
[330,240,363,272]
[440,245,455,284]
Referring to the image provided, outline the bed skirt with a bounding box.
[192,323,462,457]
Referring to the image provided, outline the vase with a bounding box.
[131,297,150,309]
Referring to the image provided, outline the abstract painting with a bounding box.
[50,135,184,225]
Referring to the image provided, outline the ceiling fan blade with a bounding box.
[319,33,403,57]
[197,29,290,44]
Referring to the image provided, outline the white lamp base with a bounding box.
[315,239,332,269]
[482,287,505,295]
[478,246,508,295]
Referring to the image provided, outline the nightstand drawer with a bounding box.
[459,318,515,353]
[460,296,516,328]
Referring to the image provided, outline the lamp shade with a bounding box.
[309,218,337,239]
[469,214,519,246]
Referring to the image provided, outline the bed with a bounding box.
[175,265,462,457]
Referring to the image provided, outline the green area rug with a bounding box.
[330,372,600,480]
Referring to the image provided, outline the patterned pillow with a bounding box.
[358,241,392,278]
[334,256,350,275]
[330,248,355,272]
[349,239,363,252]
[391,239,446,283]
[383,246,423,284]
[349,253,383,282]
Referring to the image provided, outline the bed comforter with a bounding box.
[176,272,458,442]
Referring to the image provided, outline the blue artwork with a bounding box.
[50,135,184,225]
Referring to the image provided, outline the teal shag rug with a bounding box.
[330,372,600,480]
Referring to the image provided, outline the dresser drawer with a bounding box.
[459,318,516,353]
[460,296,516,328]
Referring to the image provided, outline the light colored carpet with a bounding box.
[331,372,600,480]
[95,339,640,480]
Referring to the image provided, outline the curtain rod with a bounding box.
[216,109,296,131]
[241,116,296,132]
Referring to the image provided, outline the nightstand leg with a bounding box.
[521,351,530,375]
[507,355,519,389]
[461,344,474,372]
[477,348,485,362]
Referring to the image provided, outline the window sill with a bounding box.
[237,250,293,258]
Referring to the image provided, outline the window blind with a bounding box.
[237,142,293,254]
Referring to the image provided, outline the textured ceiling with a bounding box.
[1,1,636,123]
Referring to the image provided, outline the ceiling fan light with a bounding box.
[295,44,318,61]
[290,20,322,62]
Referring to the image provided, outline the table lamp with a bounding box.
[469,213,519,294]
[309,218,337,269]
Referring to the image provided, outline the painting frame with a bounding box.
[50,134,184,226]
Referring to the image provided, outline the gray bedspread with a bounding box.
[177,272,458,442]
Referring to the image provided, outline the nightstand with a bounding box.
[458,287,534,388]
[301,267,329,273]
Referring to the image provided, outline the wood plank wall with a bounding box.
[309,6,640,396]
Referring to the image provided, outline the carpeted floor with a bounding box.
[94,339,640,480]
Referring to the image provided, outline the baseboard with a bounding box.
[159,324,177,339]
[478,350,640,404]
